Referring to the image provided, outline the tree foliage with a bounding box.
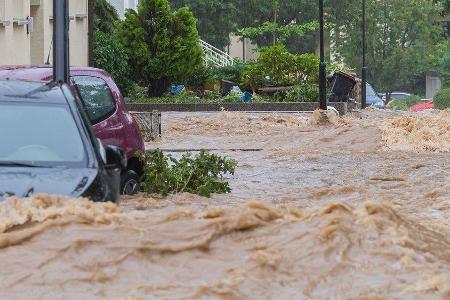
[116,0,204,96]
[431,39,450,87]
[438,0,450,15]
[92,0,119,34]
[241,45,319,92]
[169,0,321,53]
[169,0,237,49]
[234,0,320,53]
[93,30,132,94]
[92,0,132,94]
[332,0,443,94]
[238,21,319,46]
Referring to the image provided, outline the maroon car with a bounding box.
[0,65,145,195]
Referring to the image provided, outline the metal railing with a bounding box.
[200,40,233,68]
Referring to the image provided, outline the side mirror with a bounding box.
[105,145,127,170]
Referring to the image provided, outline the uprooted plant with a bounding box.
[140,149,237,197]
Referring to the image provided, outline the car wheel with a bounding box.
[121,170,140,195]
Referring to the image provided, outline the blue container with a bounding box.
[241,91,252,103]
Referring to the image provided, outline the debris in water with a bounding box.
[308,109,344,126]
[370,176,406,182]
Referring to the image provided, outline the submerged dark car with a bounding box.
[0,80,126,203]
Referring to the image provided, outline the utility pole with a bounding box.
[53,0,70,83]
[361,0,367,108]
[319,0,327,110]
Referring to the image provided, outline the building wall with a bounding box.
[426,71,442,99]
[107,0,138,20]
[30,3,44,64]
[0,0,31,65]
[0,0,88,66]
[108,0,124,19]
[68,0,88,66]
[125,0,138,11]
[227,34,259,62]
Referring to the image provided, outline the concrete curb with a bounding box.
[126,102,350,115]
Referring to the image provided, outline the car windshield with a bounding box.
[0,103,87,167]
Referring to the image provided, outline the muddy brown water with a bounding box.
[0,110,449,299]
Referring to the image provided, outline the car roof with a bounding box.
[0,79,69,104]
[391,92,412,95]
[0,65,109,81]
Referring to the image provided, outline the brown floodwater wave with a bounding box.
[382,110,450,152]
[1,194,450,299]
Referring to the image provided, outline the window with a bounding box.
[73,76,116,124]
[0,103,86,166]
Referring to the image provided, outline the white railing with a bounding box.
[200,40,234,68]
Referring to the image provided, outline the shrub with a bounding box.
[211,61,249,85]
[240,45,319,92]
[140,149,237,197]
[203,85,222,100]
[186,65,214,96]
[284,84,319,102]
[128,84,148,102]
[221,94,243,103]
[116,0,204,96]
[434,88,450,109]
[129,94,199,104]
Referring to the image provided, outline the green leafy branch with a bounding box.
[140,149,237,197]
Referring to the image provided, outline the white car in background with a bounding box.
[379,92,413,101]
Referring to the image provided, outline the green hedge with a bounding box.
[434,88,450,110]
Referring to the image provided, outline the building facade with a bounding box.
[227,34,259,62]
[0,0,88,66]
[107,0,138,19]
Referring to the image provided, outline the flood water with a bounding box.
[0,110,449,299]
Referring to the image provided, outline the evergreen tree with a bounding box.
[169,0,237,49]
[92,0,119,34]
[92,0,131,94]
[116,0,204,96]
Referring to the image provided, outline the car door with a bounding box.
[71,75,126,149]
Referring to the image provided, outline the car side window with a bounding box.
[72,76,116,124]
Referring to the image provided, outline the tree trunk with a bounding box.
[273,9,277,45]
[149,78,171,97]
